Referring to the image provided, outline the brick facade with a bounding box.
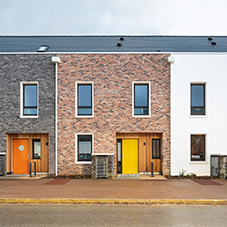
[57,54,170,175]
[0,55,56,174]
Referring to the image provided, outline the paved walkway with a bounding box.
[0,175,227,204]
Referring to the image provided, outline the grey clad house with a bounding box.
[0,44,56,175]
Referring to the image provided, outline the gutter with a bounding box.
[51,56,61,176]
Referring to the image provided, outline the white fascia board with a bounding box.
[1,52,227,55]
[0,52,171,55]
[171,52,227,55]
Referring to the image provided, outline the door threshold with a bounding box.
[139,172,162,175]
[117,174,140,179]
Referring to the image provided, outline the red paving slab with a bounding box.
[192,179,223,186]
[44,179,71,185]
[0,179,227,200]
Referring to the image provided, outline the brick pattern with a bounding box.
[0,55,56,174]
[57,54,170,175]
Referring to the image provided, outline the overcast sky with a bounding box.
[0,0,227,35]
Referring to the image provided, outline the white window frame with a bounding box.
[132,81,151,118]
[75,81,94,118]
[20,81,39,118]
[75,133,93,164]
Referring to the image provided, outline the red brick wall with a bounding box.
[57,54,170,175]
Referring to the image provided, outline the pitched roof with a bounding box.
[0,35,227,53]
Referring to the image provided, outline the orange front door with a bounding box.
[13,139,29,174]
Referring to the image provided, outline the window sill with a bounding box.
[75,116,93,119]
[132,115,151,118]
[75,161,92,165]
[189,161,208,164]
[189,115,207,118]
[20,115,38,118]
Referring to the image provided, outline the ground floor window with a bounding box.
[191,135,205,161]
[76,134,93,164]
[32,139,41,159]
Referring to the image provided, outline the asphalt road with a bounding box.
[0,204,227,226]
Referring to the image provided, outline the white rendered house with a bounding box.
[171,53,227,176]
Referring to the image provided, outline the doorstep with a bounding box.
[116,174,168,180]
[140,174,168,181]
[0,173,48,180]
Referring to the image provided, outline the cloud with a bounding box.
[0,0,227,35]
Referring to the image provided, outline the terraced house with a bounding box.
[0,36,227,178]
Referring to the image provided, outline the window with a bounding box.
[75,134,93,164]
[20,82,38,118]
[132,82,151,117]
[152,139,161,159]
[75,82,93,118]
[191,135,205,161]
[117,139,122,174]
[32,139,41,159]
[191,84,205,115]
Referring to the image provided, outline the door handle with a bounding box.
[27,154,29,159]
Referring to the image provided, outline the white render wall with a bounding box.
[171,54,227,176]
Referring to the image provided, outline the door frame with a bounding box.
[116,133,163,175]
[6,133,49,174]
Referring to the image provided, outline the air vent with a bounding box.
[157,50,161,52]
[117,43,122,46]
[211,41,217,45]
[37,45,49,52]
[208,37,213,41]
[119,37,124,41]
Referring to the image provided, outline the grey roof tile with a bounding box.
[0,36,227,53]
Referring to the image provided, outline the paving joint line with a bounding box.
[0,198,227,205]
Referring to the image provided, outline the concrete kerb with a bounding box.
[0,198,227,205]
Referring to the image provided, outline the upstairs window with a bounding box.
[20,82,38,118]
[75,82,93,118]
[191,84,205,115]
[133,82,150,117]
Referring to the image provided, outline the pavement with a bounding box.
[0,174,227,205]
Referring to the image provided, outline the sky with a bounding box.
[0,0,227,35]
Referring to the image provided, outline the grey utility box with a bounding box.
[210,155,227,179]
[0,155,6,176]
[92,154,114,179]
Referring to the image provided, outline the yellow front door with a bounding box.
[122,139,138,174]
[13,139,29,174]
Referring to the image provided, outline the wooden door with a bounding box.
[122,139,138,174]
[13,139,29,174]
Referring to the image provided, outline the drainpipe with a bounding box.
[168,55,175,176]
[52,56,60,176]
